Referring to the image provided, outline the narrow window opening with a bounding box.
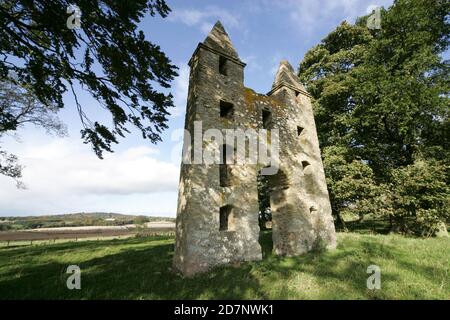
[220,100,234,120]
[219,56,228,76]
[295,90,300,97]
[219,164,230,187]
[220,144,235,164]
[309,205,318,213]
[262,109,272,129]
[220,144,233,187]
[219,205,234,231]
[297,126,304,136]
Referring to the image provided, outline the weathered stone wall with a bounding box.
[267,84,336,255]
[173,25,262,276]
[173,21,336,276]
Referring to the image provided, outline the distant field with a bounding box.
[0,212,175,231]
[0,229,134,242]
[0,232,448,299]
[0,222,175,244]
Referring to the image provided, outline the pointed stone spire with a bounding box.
[203,21,239,59]
[271,60,306,93]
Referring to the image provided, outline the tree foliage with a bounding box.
[322,146,379,229]
[0,79,67,135]
[0,0,177,159]
[380,159,449,236]
[0,148,22,186]
[298,0,449,235]
[257,171,271,230]
[0,79,67,186]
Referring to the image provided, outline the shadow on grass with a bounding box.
[338,218,391,234]
[0,236,265,299]
[0,233,447,299]
[259,230,273,259]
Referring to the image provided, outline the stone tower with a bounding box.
[173,21,336,276]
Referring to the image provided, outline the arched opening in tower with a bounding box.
[258,168,291,257]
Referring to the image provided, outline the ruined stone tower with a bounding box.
[173,21,336,276]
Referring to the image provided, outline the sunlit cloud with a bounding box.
[171,63,190,117]
[0,138,179,216]
[168,6,240,34]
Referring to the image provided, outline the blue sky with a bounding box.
[0,0,395,217]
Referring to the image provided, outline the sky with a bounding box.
[0,0,395,217]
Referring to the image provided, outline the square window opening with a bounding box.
[219,164,231,187]
[220,144,233,187]
[262,109,272,129]
[302,161,311,169]
[219,205,234,231]
[219,56,228,76]
[220,100,234,120]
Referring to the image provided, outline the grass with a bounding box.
[0,232,448,299]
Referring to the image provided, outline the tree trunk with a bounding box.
[335,212,347,231]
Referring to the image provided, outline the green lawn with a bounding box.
[0,232,448,299]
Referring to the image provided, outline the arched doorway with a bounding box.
[257,168,290,257]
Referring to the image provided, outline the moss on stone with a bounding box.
[243,87,281,109]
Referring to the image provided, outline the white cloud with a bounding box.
[269,53,287,76]
[241,55,262,72]
[366,4,380,14]
[168,6,240,34]
[169,8,204,26]
[200,22,214,35]
[284,0,393,33]
[171,63,190,117]
[288,0,355,29]
[0,138,179,216]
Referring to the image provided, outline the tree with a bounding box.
[0,0,178,159]
[257,171,271,230]
[0,78,67,186]
[0,148,22,186]
[134,216,150,225]
[379,159,449,236]
[298,0,449,235]
[322,146,379,230]
[0,79,67,135]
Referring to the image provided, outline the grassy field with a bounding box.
[0,232,448,299]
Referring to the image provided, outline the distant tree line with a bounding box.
[0,213,175,231]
